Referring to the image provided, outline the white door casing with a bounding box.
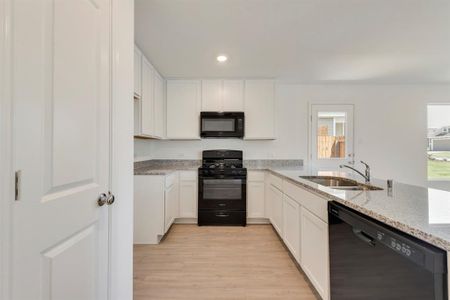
[12,0,112,299]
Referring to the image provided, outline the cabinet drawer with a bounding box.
[268,173,283,190]
[248,171,265,182]
[198,210,246,226]
[179,170,197,181]
[283,180,328,223]
[165,173,178,188]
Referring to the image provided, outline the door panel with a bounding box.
[12,0,111,299]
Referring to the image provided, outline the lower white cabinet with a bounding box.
[247,171,265,218]
[134,175,165,244]
[269,184,283,236]
[282,194,301,263]
[301,207,330,300]
[134,173,179,244]
[164,174,179,233]
[178,171,198,218]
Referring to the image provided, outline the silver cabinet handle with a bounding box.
[98,193,108,206]
[106,191,115,205]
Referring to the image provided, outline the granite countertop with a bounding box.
[133,159,450,251]
[269,168,450,252]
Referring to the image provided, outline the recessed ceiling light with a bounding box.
[216,55,228,62]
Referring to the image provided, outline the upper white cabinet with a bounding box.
[201,80,223,111]
[166,80,201,139]
[244,80,275,140]
[201,80,244,111]
[134,47,142,98]
[141,58,155,136]
[166,79,274,140]
[134,45,165,139]
[223,80,244,111]
[154,72,165,138]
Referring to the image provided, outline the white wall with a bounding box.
[135,83,450,189]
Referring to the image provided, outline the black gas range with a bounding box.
[198,150,247,226]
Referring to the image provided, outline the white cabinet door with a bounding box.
[269,184,283,236]
[179,180,197,218]
[165,181,179,233]
[247,171,265,218]
[141,58,155,136]
[167,80,201,139]
[134,176,165,244]
[179,171,197,218]
[248,182,265,218]
[301,207,330,300]
[201,80,222,111]
[223,80,244,111]
[134,46,142,98]
[244,80,275,139]
[283,194,301,263]
[154,72,165,138]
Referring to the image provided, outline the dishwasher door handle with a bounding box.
[352,228,376,246]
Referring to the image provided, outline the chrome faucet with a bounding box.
[340,161,371,183]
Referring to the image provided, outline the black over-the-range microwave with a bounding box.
[200,112,245,138]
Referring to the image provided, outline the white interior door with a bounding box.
[310,104,354,168]
[12,0,111,299]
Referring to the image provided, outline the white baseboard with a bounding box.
[174,218,197,224]
[247,218,271,224]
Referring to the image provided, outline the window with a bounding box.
[311,104,354,167]
[427,104,450,180]
[317,112,347,159]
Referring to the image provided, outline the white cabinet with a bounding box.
[269,184,283,236]
[154,72,165,138]
[134,47,142,98]
[283,194,301,263]
[165,174,179,233]
[244,80,275,139]
[301,207,330,300]
[134,45,165,139]
[247,171,265,218]
[223,80,244,111]
[201,79,244,111]
[134,175,165,244]
[141,58,155,136]
[166,80,201,139]
[201,80,222,111]
[178,171,197,218]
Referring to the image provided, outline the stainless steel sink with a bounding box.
[299,176,383,191]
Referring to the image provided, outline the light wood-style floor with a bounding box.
[134,225,319,300]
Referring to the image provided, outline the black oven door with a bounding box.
[198,176,246,210]
[200,112,244,138]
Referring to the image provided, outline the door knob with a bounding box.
[106,191,115,205]
[98,193,108,206]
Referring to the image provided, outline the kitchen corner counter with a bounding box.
[268,168,450,251]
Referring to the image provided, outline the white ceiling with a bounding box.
[135,0,450,83]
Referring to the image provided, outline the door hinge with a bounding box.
[15,170,21,201]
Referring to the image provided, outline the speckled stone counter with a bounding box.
[133,159,303,175]
[133,160,450,250]
[268,167,450,251]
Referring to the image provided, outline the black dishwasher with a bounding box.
[328,202,447,300]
